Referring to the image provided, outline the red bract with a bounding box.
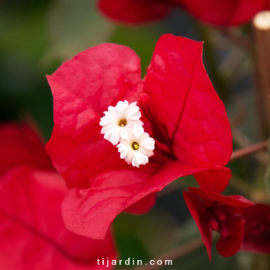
[98,0,172,24]
[98,0,270,26]
[0,166,117,270]
[46,34,232,239]
[0,123,118,269]
[180,0,270,26]
[183,187,254,260]
[241,203,270,254]
[0,122,53,176]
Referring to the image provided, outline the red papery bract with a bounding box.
[0,122,53,176]
[98,0,172,24]
[46,34,232,239]
[241,203,270,254]
[143,34,232,168]
[98,0,270,26]
[62,164,231,239]
[0,166,117,270]
[183,187,254,260]
[180,0,270,26]
[125,192,157,214]
[46,43,143,190]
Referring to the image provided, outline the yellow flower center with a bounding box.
[132,142,139,150]
[118,118,127,127]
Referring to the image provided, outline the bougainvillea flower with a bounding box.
[98,0,270,27]
[117,125,155,167]
[100,100,143,145]
[0,166,117,270]
[183,187,254,260]
[46,34,232,239]
[0,122,53,176]
[241,203,270,254]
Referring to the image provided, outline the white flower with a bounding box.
[117,125,155,167]
[100,100,143,145]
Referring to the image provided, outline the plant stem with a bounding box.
[230,140,268,161]
[252,11,270,137]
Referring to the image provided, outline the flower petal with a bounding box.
[132,125,144,140]
[141,137,155,151]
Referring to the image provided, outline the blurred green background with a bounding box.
[1,0,268,269]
